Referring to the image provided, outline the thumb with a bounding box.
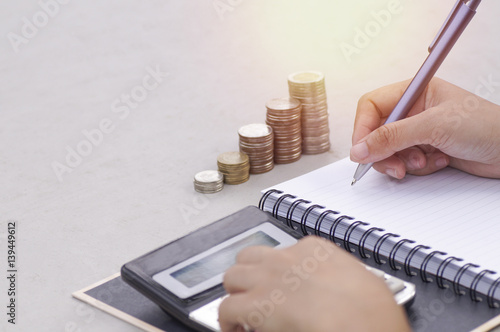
[350,112,433,164]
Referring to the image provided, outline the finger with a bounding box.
[407,150,449,176]
[370,147,428,179]
[372,155,406,179]
[350,107,440,165]
[395,147,427,171]
[372,147,449,177]
[236,245,274,264]
[223,265,259,294]
[218,294,255,332]
[352,79,427,144]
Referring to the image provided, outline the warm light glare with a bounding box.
[238,1,454,82]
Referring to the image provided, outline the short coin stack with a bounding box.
[238,124,274,174]
[265,97,302,164]
[288,71,330,154]
[193,170,224,194]
[217,152,250,184]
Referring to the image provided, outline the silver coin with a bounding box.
[238,124,272,138]
[194,170,223,183]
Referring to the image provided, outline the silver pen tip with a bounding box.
[351,179,357,186]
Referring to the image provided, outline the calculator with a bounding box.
[121,206,415,332]
[188,265,415,331]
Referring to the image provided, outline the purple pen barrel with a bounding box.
[352,0,481,184]
[385,0,478,125]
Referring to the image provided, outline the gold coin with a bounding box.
[217,152,250,184]
[217,152,249,165]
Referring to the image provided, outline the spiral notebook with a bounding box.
[259,157,500,306]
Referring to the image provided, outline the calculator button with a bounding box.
[385,277,406,294]
[364,265,416,306]
[189,296,227,331]
[365,265,385,279]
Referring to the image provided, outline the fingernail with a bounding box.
[409,153,422,169]
[436,157,448,168]
[351,141,369,160]
[386,168,398,178]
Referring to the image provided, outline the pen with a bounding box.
[351,0,482,186]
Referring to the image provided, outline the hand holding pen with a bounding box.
[351,0,483,185]
[350,78,500,180]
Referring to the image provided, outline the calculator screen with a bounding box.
[171,231,279,288]
[152,222,297,299]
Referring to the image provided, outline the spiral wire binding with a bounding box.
[272,194,296,219]
[436,256,464,289]
[300,205,325,235]
[328,215,354,244]
[314,210,339,236]
[373,233,400,265]
[487,277,500,308]
[453,263,480,295]
[420,251,447,283]
[259,189,500,307]
[388,239,416,271]
[258,189,282,210]
[344,221,369,253]
[358,227,384,259]
[470,270,495,302]
[404,245,431,276]
[286,199,311,228]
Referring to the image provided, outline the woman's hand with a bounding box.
[219,236,410,332]
[350,78,500,179]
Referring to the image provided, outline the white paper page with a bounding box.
[268,158,500,273]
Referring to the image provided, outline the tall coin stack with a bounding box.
[265,97,302,164]
[288,71,330,154]
[217,152,250,184]
[238,124,274,174]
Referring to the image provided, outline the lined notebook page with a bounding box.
[268,158,500,273]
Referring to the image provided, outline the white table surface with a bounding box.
[1,1,500,331]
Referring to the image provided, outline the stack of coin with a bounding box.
[288,71,330,154]
[238,124,274,174]
[265,97,302,164]
[193,170,224,194]
[217,152,250,184]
